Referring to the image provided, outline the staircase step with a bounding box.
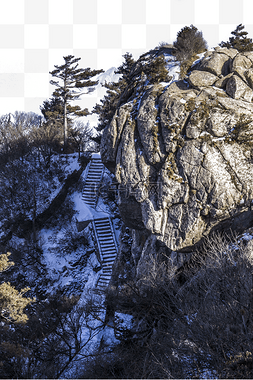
[99,240,116,245]
[98,278,110,285]
[102,265,114,270]
[100,241,116,246]
[102,258,117,263]
[101,251,117,256]
[82,159,119,290]
[94,219,110,224]
[102,249,117,256]
[96,227,111,232]
[99,239,115,244]
[102,247,117,252]
[99,274,111,279]
[95,223,111,228]
[98,240,115,245]
[97,232,112,236]
[97,279,109,285]
[86,173,102,177]
[101,250,117,255]
[102,250,117,255]
[102,255,117,260]
[102,251,117,255]
[97,234,114,239]
[98,235,113,239]
[102,255,116,260]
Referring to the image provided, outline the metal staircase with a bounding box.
[92,217,118,292]
[81,154,118,292]
[82,155,104,208]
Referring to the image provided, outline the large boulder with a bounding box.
[198,51,231,76]
[226,74,253,101]
[231,54,252,82]
[101,49,253,253]
[188,70,218,88]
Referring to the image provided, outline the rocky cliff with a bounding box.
[101,47,253,265]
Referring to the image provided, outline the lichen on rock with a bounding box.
[101,47,253,255]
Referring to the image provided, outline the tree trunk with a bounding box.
[64,100,67,151]
[32,183,37,243]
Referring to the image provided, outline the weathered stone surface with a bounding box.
[226,74,253,101]
[206,107,237,137]
[199,52,231,76]
[101,49,253,253]
[231,54,252,82]
[245,68,253,89]
[159,89,196,151]
[213,46,238,59]
[214,73,233,89]
[100,102,133,173]
[188,70,218,88]
[242,51,253,64]
[163,79,190,94]
[136,84,166,165]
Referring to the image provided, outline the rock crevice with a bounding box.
[101,47,253,253]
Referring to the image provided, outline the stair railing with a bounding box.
[94,167,105,210]
[92,219,103,264]
[108,217,118,251]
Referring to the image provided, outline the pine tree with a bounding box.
[40,96,64,128]
[49,55,104,150]
[219,24,253,52]
[92,52,135,137]
[144,55,168,84]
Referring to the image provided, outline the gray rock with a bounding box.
[136,84,166,165]
[214,73,233,89]
[231,54,252,82]
[213,46,238,59]
[199,52,231,76]
[188,70,218,88]
[206,107,237,137]
[101,102,133,173]
[226,74,253,102]
[101,49,253,253]
[242,51,253,64]
[245,69,253,89]
[159,89,195,151]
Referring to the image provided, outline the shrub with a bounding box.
[219,24,253,52]
[86,232,253,378]
[173,24,207,78]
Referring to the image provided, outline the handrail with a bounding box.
[94,166,105,210]
[92,219,103,263]
[108,217,119,251]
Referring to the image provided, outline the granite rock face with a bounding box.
[101,47,253,254]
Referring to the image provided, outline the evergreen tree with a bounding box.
[49,55,103,150]
[92,52,135,138]
[219,23,253,52]
[40,96,64,128]
[144,54,168,84]
[116,51,136,84]
[173,25,207,77]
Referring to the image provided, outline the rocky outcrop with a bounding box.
[101,47,253,258]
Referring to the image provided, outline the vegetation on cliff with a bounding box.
[2,24,253,379]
